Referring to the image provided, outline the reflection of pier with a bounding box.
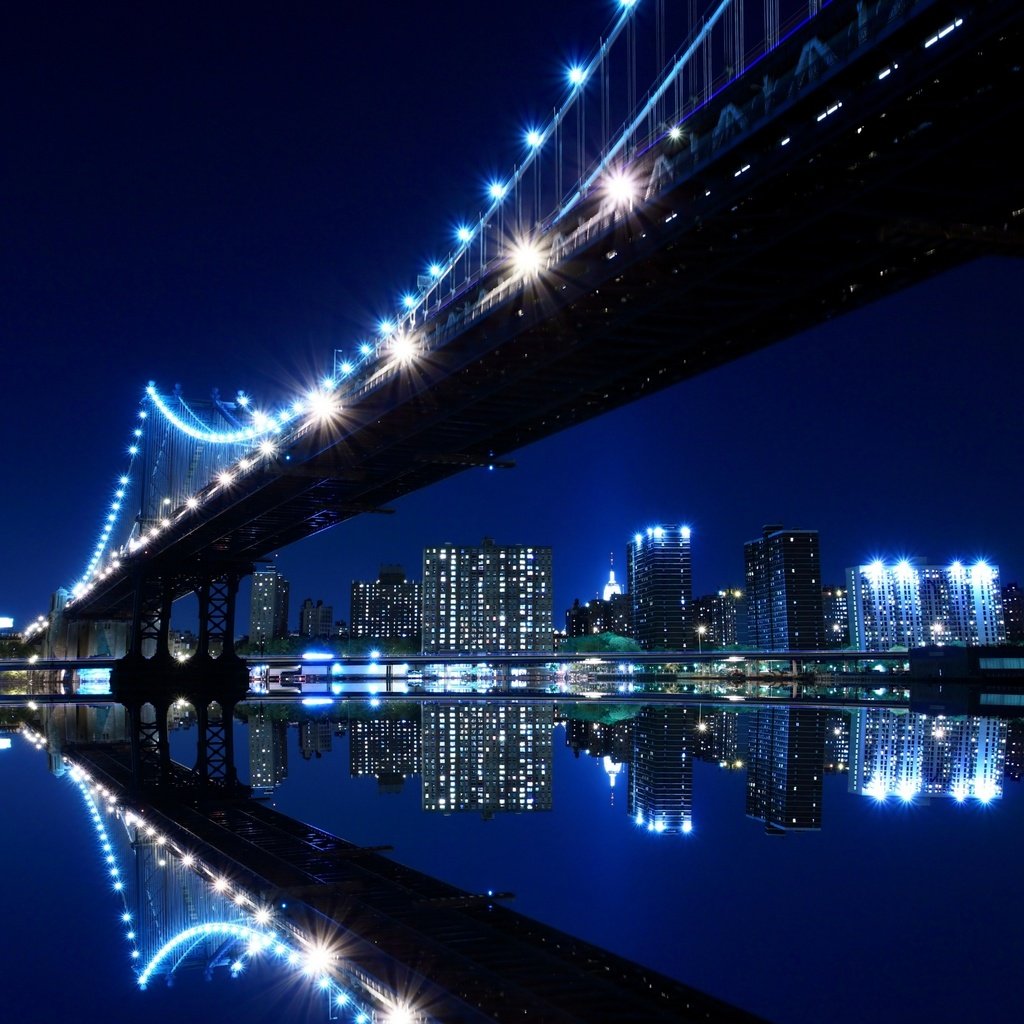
[67,744,764,1023]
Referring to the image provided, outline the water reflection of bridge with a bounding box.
[49,734,765,1024]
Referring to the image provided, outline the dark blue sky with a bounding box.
[3,0,1022,629]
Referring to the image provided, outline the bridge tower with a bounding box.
[110,564,250,797]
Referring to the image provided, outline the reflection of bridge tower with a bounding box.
[746,708,826,833]
[628,706,695,834]
[421,702,553,816]
[349,714,420,793]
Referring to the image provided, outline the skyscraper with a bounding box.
[627,525,692,650]
[846,558,1005,650]
[249,564,290,648]
[421,538,552,653]
[350,566,421,643]
[692,589,745,648]
[744,525,823,650]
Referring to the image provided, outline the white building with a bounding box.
[846,558,1005,650]
[422,538,552,653]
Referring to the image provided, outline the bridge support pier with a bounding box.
[111,567,249,797]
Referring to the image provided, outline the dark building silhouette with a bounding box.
[746,707,826,833]
[1003,582,1024,644]
[744,525,823,650]
[350,565,421,644]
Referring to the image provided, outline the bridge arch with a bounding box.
[137,920,270,988]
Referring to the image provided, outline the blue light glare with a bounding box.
[568,64,586,86]
[456,225,473,243]
[402,294,416,309]
[428,263,443,277]
[525,128,543,148]
[359,342,373,356]
[488,181,507,200]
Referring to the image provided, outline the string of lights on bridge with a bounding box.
[20,730,415,1023]
[22,1,970,635]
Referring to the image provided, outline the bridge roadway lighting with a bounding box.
[456,225,473,244]
[389,332,416,364]
[525,128,543,148]
[604,167,638,208]
[428,262,443,278]
[379,318,396,336]
[567,64,586,86]
[510,237,545,277]
[488,180,507,201]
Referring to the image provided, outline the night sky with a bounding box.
[3,1,1023,631]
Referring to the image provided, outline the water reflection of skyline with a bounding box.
[35,700,1022,833]
[241,701,1020,833]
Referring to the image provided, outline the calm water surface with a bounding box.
[3,699,1020,1023]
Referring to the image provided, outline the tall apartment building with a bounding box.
[744,525,823,650]
[846,559,1005,650]
[298,598,334,639]
[627,525,693,650]
[249,564,290,648]
[421,538,552,653]
[350,566,421,643]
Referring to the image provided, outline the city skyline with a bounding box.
[4,2,1023,634]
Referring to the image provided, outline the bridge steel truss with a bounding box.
[107,564,250,796]
[69,0,1022,789]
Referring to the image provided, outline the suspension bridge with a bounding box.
[16,0,1019,787]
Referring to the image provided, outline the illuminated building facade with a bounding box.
[692,589,745,648]
[350,566,421,642]
[421,703,553,816]
[744,525,823,651]
[1002,582,1024,644]
[822,586,849,648]
[627,525,692,650]
[846,559,1006,650]
[745,707,826,832]
[349,715,420,792]
[249,564,290,647]
[848,709,1006,802]
[421,538,552,653]
[628,706,695,834]
[298,598,334,639]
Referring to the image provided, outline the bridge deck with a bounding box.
[74,746,765,1023]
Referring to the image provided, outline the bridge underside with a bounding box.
[75,0,1023,618]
